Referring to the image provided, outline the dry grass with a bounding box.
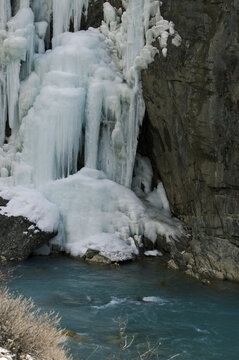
[114,317,160,360]
[0,269,70,360]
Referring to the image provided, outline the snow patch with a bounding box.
[144,250,163,257]
[0,186,59,232]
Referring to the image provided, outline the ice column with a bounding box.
[7,61,21,131]
[0,71,7,146]
[0,0,11,29]
[21,85,85,187]
[85,81,103,169]
[4,2,35,133]
[0,0,11,146]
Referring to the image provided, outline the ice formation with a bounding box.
[0,0,182,260]
[100,1,181,85]
[42,168,180,261]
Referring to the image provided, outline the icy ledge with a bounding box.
[40,167,182,262]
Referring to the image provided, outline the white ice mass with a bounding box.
[0,0,182,261]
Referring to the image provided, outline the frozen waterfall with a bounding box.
[0,0,182,261]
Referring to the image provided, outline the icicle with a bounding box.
[20,82,85,187]
[0,71,7,146]
[30,0,52,48]
[0,0,11,146]
[21,21,35,78]
[8,3,35,78]
[125,84,145,187]
[1,1,35,132]
[53,0,72,38]
[73,0,89,32]
[123,0,145,78]
[35,22,48,54]
[85,81,103,169]
[0,0,11,30]
[7,61,21,132]
[52,0,89,38]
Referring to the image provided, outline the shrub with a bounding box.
[0,269,70,360]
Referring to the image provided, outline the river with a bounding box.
[9,256,239,360]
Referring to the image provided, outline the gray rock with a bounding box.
[140,0,239,281]
[0,197,57,262]
[85,254,112,265]
[189,236,239,281]
[84,249,100,259]
[168,259,179,271]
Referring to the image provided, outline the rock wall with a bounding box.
[141,0,239,280]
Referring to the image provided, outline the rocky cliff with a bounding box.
[140,0,239,280]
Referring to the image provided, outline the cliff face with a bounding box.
[3,0,239,279]
[141,0,239,280]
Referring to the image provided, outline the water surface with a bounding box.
[8,256,239,360]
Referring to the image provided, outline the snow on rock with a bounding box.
[0,186,59,232]
[0,347,16,360]
[144,249,163,257]
[146,182,171,214]
[0,347,34,360]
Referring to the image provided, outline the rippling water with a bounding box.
[8,256,239,360]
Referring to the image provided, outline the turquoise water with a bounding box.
[7,256,239,360]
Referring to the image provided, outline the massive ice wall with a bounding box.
[0,0,181,186]
[0,0,182,261]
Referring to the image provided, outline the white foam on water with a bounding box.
[142,296,168,305]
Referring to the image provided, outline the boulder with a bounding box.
[84,249,112,265]
[0,197,57,262]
